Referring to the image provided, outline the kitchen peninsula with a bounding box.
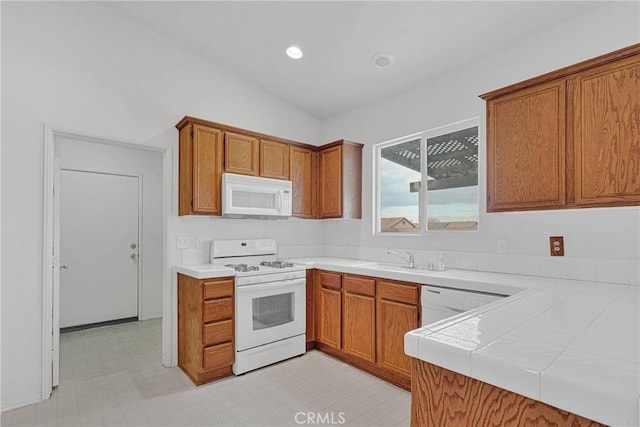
[179,256,639,427]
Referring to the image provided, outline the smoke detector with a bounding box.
[373,53,394,68]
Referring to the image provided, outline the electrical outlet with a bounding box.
[195,236,203,249]
[550,236,564,256]
[177,236,190,249]
[497,240,507,254]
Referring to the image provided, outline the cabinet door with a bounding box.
[343,292,376,363]
[260,140,289,180]
[377,299,418,377]
[192,125,224,214]
[225,132,259,176]
[319,145,343,218]
[290,146,317,218]
[573,55,640,206]
[487,80,566,211]
[317,287,342,350]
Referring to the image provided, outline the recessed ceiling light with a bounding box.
[373,53,394,68]
[286,46,303,59]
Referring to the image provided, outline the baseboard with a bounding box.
[1,392,42,412]
[139,312,162,321]
[60,316,138,333]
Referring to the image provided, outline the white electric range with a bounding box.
[211,239,306,375]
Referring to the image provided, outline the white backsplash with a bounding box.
[356,248,639,286]
[177,216,639,286]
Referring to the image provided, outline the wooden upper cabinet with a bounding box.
[225,132,259,176]
[572,54,640,206]
[289,145,317,218]
[481,43,640,212]
[176,116,364,218]
[260,139,289,180]
[486,80,566,211]
[319,145,342,218]
[178,122,223,215]
[319,141,363,219]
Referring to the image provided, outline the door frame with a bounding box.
[42,125,173,400]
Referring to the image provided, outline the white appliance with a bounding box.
[421,284,507,326]
[221,173,292,219]
[211,239,306,375]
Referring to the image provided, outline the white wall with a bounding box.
[321,3,640,284]
[1,2,322,410]
[58,137,164,320]
[2,0,639,412]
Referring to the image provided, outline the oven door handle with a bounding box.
[236,278,305,293]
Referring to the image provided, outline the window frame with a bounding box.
[373,117,480,236]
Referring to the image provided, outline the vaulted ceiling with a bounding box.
[109,1,607,119]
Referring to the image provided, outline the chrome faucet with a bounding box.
[387,250,415,268]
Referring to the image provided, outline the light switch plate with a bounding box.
[195,236,203,249]
[497,240,507,254]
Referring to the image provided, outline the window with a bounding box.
[375,120,479,234]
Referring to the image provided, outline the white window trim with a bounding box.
[373,117,480,236]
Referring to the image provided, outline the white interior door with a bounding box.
[59,170,140,328]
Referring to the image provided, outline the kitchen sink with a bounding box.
[358,262,443,273]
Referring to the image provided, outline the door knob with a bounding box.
[60,264,69,270]
[130,254,137,260]
[130,243,137,249]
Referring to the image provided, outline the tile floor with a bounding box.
[2,319,410,426]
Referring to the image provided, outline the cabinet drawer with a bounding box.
[203,319,233,346]
[319,271,342,290]
[202,342,234,370]
[203,298,233,323]
[344,274,375,297]
[203,279,234,300]
[378,280,419,305]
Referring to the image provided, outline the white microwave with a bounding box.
[221,173,292,219]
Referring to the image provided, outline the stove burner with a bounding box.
[260,261,295,269]
[225,263,260,272]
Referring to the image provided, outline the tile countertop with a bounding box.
[286,257,640,427]
[175,264,235,279]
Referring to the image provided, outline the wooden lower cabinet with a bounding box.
[411,360,603,427]
[305,269,316,349]
[377,299,418,377]
[178,274,235,385]
[342,275,376,363]
[313,269,420,390]
[316,270,342,350]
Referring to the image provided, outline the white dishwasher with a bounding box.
[421,284,508,326]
